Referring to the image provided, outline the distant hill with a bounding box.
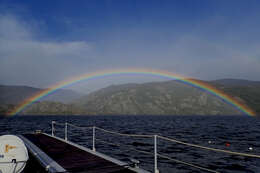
[19,101,87,115]
[0,85,82,104]
[73,80,243,115]
[1,79,260,116]
[211,79,260,87]
[209,80,260,115]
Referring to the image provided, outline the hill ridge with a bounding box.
[1,78,259,116]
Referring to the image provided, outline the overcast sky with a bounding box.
[0,0,260,93]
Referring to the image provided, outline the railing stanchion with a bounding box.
[93,126,96,152]
[65,122,68,141]
[51,121,55,136]
[154,135,159,173]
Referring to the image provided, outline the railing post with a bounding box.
[93,126,96,152]
[65,122,68,141]
[51,121,55,136]
[154,135,159,173]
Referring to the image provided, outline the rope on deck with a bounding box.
[157,135,260,159]
[95,138,219,173]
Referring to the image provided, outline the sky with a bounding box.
[0,0,260,93]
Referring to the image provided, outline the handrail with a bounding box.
[52,121,64,126]
[95,126,153,138]
[67,122,93,130]
[51,122,260,173]
[157,135,260,158]
[157,153,219,173]
[51,121,65,136]
[95,137,219,173]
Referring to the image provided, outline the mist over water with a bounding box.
[1,115,260,172]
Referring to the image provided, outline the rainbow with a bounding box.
[8,68,256,116]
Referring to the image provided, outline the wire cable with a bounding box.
[157,153,219,173]
[67,123,93,130]
[95,127,153,138]
[96,138,219,173]
[52,122,64,126]
[54,122,260,158]
[157,135,260,158]
[53,121,260,173]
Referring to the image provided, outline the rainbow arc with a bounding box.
[8,68,256,116]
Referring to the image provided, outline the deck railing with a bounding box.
[51,121,260,173]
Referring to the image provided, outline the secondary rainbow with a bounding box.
[8,68,256,116]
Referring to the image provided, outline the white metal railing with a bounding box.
[154,135,159,173]
[92,126,96,152]
[51,121,260,173]
[65,122,68,141]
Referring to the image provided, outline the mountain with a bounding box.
[211,79,260,87]
[209,80,260,115]
[19,101,87,115]
[74,80,244,115]
[0,85,83,104]
[1,79,260,116]
[0,85,41,105]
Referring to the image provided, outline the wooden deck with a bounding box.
[22,133,139,173]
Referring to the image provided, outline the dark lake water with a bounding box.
[0,115,260,173]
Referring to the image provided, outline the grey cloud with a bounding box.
[0,15,31,40]
[0,15,92,87]
[0,13,260,93]
[159,35,260,80]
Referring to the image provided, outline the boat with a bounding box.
[0,129,149,173]
[0,121,259,173]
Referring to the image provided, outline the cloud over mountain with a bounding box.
[1,1,260,92]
